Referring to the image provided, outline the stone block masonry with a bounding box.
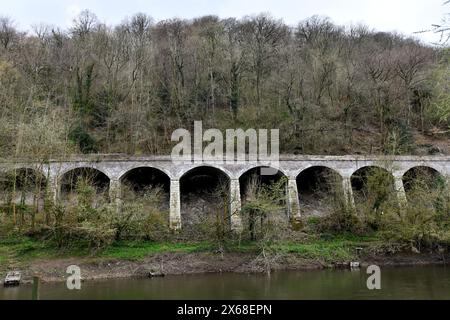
[1,155,448,231]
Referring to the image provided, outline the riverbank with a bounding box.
[0,236,448,284]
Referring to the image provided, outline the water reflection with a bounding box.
[1,266,449,300]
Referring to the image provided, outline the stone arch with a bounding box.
[0,168,47,209]
[60,167,110,200]
[351,166,396,213]
[179,164,233,181]
[403,166,445,191]
[402,166,447,203]
[402,164,444,178]
[120,167,170,194]
[118,165,173,181]
[237,166,288,182]
[59,164,109,180]
[239,166,288,210]
[238,166,288,240]
[296,166,343,217]
[120,167,170,213]
[180,166,231,234]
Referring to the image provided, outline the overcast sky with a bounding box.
[1,0,448,44]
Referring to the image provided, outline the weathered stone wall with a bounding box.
[0,155,449,230]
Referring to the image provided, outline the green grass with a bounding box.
[100,241,213,259]
[224,234,379,262]
[0,234,381,268]
[0,237,47,268]
[0,237,89,268]
[271,241,356,262]
[253,234,378,262]
[0,237,216,266]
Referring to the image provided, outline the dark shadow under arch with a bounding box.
[351,166,395,194]
[239,167,286,201]
[403,166,445,192]
[239,166,288,241]
[403,166,447,204]
[296,166,343,217]
[121,167,170,195]
[120,167,170,213]
[180,166,231,235]
[60,167,110,198]
[351,166,395,212]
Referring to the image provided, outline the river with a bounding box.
[1,265,449,300]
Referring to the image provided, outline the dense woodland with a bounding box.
[0,11,449,160]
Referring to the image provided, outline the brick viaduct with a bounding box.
[1,155,449,231]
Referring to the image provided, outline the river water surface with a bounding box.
[1,266,450,300]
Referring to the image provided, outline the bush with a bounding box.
[317,204,363,235]
[379,178,450,251]
[240,177,289,243]
[115,186,170,241]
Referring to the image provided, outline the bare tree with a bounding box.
[0,16,17,50]
[242,14,288,113]
[71,10,99,39]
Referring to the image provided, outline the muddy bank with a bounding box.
[4,251,449,285]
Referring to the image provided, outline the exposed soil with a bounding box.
[4,250,449,285]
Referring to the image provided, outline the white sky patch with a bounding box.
[66,4,82,27]
[0,0,447,44]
